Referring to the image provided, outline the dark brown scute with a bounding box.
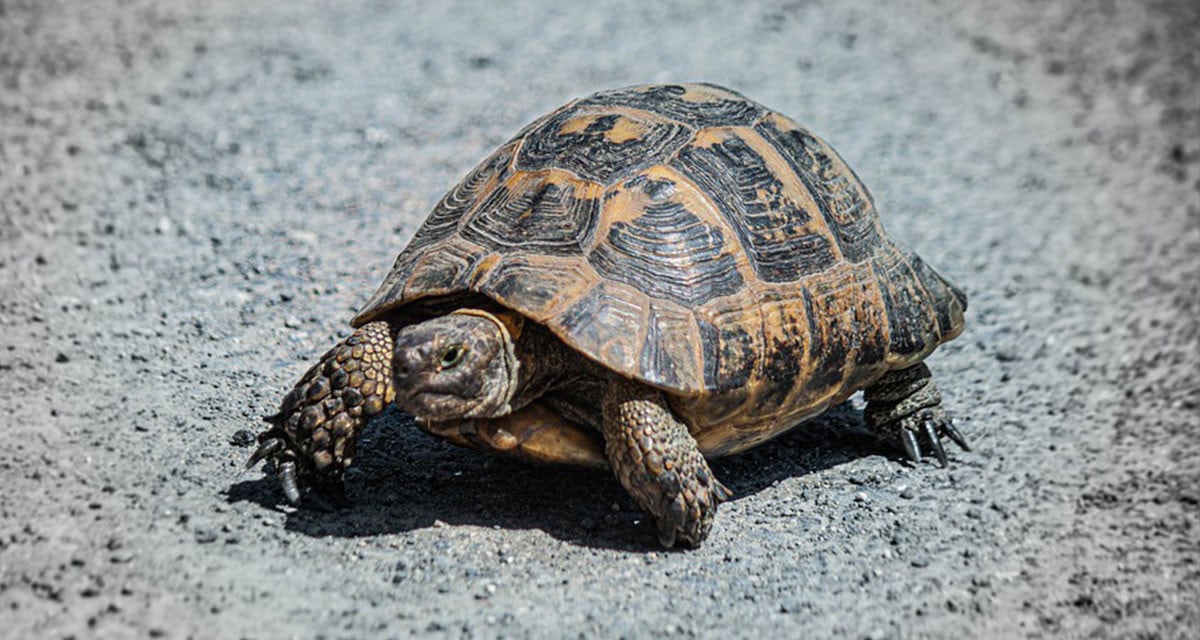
[872,250,939,361]
[460,172,601,256]
[514,104,692,183]
[587,199,744,307]
[638,301,702,391]
[579,83,766,129]
[754,117,883,262]
[800,263,890,398]
[671,128,839,282]
[477,257,590,322]
[755,289,809,407]
[907,251,968,336]
[696,316,757,391]
[555,279,647,377]
[394,239,484,302]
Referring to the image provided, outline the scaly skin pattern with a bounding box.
[250,321,395,506]
[601,376,733,547]
[863,362,969,466]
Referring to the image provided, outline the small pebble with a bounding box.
[778,599,806,613]
[229,429,256,447]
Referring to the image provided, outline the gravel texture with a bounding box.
[2,1,1198,638]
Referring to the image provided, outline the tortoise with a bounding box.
[248,83,969,547]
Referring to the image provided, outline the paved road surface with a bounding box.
[2,1,1197,637]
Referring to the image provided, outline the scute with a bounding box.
[671,126,841,283]
[514,101,692,184]
[575,83,768,129]
[588,169,746,308]
[460,169,602,257]
[754,113,884,262]
[354,83,966,422]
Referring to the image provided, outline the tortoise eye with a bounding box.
[439,344,467,369]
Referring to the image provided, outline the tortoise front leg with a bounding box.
[248,321,395,508]
[601,377,732,548]
[864,362,969,466]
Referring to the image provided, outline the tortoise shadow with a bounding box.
[226,402,891,551]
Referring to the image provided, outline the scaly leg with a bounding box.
[863,362,969,467]
[247,321,395,507]
[601,377,732,548]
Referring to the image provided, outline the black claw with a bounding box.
[278,461,302,505]
[712,480,734,504]
[924,419,948,467]
[901,429,922,463]
[654,494,688,548]
[943,420,971,451]
[246,437,284,469]
[657,522,678,549]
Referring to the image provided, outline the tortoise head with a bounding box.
[392,309,522,422]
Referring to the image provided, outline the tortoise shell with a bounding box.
[354,83,966,457]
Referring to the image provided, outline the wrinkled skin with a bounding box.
[391,313,520,421]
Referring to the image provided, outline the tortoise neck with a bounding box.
[509,321,606,410]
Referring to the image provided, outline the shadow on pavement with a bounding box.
[227,402,889,551]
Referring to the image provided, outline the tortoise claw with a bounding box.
[923,416,949,467]
[900,429,923,464]
[278,461,302,506]
[246,437,284,470]
[246,321,393,510]
[943,419,971,451]
[657,494,685,548]
[712,479,734,504]
[865,363,972,467]
[657,525,677,549]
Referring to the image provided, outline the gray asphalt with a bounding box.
[1,1,1197,638]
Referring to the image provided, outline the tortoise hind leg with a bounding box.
[863,362,969,467]
[600,377,732,548]
[248,321,396,508]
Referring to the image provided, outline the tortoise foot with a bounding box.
[247,321,395,506]
[644,460,733,549]
[602,378,733,548]
[864,363,969,467]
